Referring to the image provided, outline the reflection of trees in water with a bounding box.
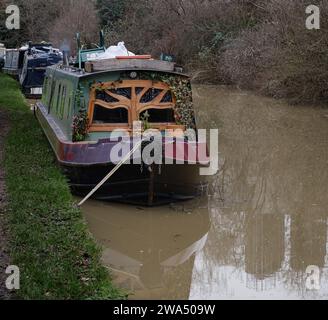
[205,207,246,269]
[291,210,327,271]
[245,214,285,280]
[162,256,196,300]
[198,88,328,296]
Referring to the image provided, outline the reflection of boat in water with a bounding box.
[82,200,210,300]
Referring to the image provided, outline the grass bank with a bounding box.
[0,74,124,300]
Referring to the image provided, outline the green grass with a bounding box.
[0,74,125,300]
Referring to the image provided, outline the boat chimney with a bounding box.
[60,39,71,66]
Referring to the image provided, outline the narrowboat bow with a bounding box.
[35,50,210,205]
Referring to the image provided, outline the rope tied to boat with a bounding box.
[78,139,144,206]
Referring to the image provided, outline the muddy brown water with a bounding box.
[81,86,328,300]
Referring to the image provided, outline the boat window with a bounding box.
[56,83,62,114]
[95,90,119,103]
[60,85,66,119]
[93,104,128,124]
[62,85,67,101]
[67,96,71,119]
[48,78,55,114]
[140,108,175,123]
[108,87,132,100]
[135,87,144,96]
[140,88,162,103]
[161,91,173,103]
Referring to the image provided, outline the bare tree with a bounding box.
[49,0,99,54]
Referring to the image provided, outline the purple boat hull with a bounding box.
[35,101,209,205]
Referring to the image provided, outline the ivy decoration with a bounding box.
[72,109,90,142]
[75,85,86,109]
[73,86,90,142]
[161,76,195,129]
[92,81,117,92]
[122,71,196,129]
[140,110,151,130]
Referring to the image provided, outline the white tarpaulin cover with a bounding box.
[94,42,135,60]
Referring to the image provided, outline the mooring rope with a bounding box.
[78,139,144,207]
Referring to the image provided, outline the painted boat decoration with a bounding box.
[35,36,210,205]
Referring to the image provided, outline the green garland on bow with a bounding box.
[72,86,90,142]
[161,76,195,128]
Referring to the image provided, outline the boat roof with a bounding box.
[47,58,189,79]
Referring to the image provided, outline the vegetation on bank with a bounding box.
[103,0,328,105]
[1,0,327,105]
[0,74,124,300]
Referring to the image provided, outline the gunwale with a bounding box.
[47,64,190,79]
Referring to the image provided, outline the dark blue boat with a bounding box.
[19,42,63,97]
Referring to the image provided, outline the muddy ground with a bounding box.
[0,109,12,300]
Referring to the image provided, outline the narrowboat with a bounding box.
[3,46,27,78]
[3,42,62,97]
[0,43,5,70]
[19,42,63,97]
[35,41,210,205]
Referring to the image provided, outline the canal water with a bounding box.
[81,86,328,300]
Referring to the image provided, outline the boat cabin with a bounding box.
[41,57,194,142]
[3,47,27,77]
